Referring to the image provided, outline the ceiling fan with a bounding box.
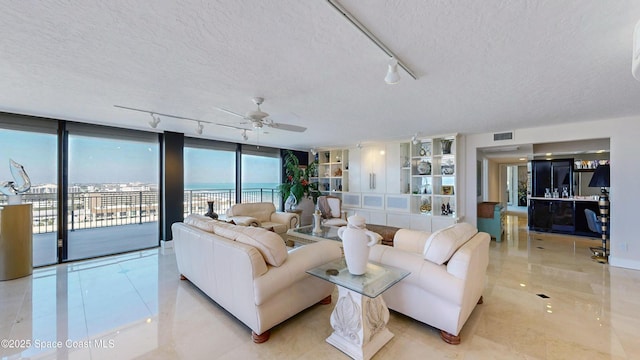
[214,97,307,133]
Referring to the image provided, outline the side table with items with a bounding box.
[306,258,410,360]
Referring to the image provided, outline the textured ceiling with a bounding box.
[1,1,640,150]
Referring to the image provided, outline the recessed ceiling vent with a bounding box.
[493,132,513,141]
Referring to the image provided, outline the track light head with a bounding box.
[385,57,400,84]
[241,129,248,141]
[310,148,317,155]
[148,113,160,128]
[196,121,204,135]
[411,133,419,145]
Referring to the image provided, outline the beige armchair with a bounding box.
[317,195,347,227]
[369,223,490,344]
[226,202,298,235]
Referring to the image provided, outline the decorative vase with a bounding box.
[284,193,297,211]
[7,194,22,205]
[441,139,453,155]
[204,200,218,219]
[337,215,378,275]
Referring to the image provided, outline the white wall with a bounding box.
[465,116,640,270]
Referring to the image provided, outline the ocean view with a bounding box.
[185,182,279,190]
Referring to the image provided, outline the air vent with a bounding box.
[493,132,513,141]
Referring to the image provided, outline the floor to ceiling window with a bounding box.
[183,138,237,217]
[0,116,58,266]
[241,146,282,209]
[66,124,159,261]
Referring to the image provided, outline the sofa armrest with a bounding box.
[270,211,298,229]
[253,240,342,305]
[369,244,464,305]
[393,229,431,253]
[227,216,261,227]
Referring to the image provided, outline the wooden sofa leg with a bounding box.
[477,296,483,304]
[319,295,332,305]
[440,330,461,345]
[252,330,270,343]
[179,274,187,280]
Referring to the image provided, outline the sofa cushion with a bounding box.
[235,226,288,267]
[184,214,217,233]
[212,221,244,240]
[422,223,478,265]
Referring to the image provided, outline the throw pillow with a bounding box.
[235,226,288,267]
[184,214,217,233]
[422,223,478,265]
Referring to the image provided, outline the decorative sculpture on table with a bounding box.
[204,200,219,219]
[0,159,31,205]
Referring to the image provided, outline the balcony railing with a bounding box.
[0,188,283,234]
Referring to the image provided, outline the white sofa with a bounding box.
[368,223,490,344]
[225,202,298,235]
[172,214,342,343]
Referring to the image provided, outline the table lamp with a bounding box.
[588,164,610,263]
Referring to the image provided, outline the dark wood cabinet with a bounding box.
[531,159,573,197]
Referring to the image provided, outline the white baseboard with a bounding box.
[609,256,640,271]
[161,240,174,249]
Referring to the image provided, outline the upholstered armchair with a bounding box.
[317,195,347,227]
[226,202,298,235]
[369,223,490,344]
[585,208,603,234]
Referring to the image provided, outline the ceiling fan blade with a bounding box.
[267,122,307,132]
[215,123,252,131]
[214,107,246,119]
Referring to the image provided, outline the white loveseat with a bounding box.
[225,202,298,236]
[172,214,342,343]
[368,223,490,344]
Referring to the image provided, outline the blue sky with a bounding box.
[0,130,281,186]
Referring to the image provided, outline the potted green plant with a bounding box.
[279,150,320,206]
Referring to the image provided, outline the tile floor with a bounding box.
[1,215,639,359]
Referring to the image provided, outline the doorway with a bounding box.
[502,163,528,216]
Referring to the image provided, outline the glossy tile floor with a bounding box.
[1,215,639,359]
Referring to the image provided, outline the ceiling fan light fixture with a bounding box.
[385,57,400,84]
[148,113,160,128]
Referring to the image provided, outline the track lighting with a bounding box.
[385,58,401,85]
[241,129,248,141]
[411,133,419,145]
[148,113,160,128]
[327,0,417,84]
[310,148,317,155]
[196,121,204,135]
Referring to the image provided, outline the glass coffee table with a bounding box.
[306,258,410,360]
[286,224,341,246]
